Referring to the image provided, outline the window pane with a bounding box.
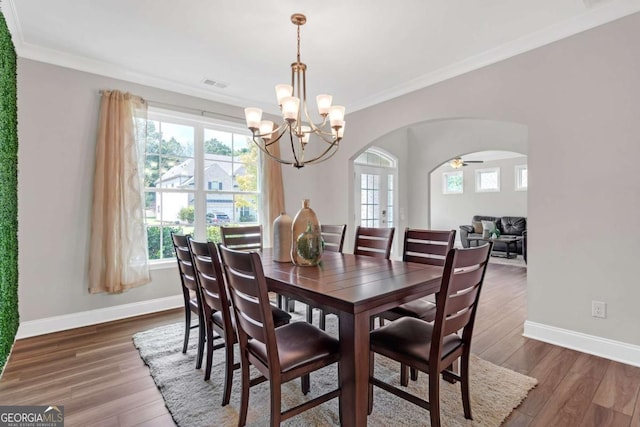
[234,194,258,223]
[160,122,194,157]
[475,168,500,192]
[204,129,233,155]
[145,191,194,260]
[157,156,194,189]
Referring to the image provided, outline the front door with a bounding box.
[354,164,394,229]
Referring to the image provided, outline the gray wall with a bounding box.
[17,59,247,321]
[430,156,528,245]
[282,13,640,345]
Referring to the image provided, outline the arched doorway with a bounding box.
[353,148,398,230]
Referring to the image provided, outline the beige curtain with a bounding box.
[261,141,285,247]
[89,90,150,294]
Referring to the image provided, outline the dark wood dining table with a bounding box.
[260,248,444,427]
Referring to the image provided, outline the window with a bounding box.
[475,168,500,192]
[515,164,528,191]
[442,171,463,194]
[143,109,259,261]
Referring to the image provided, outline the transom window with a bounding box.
[475,167,500,193]
[143,109,260,261]
[515,164,528,191]
[442,171,463,194]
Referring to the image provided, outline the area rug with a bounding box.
[133,312,536,426]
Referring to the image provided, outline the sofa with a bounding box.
[459,215,527,255]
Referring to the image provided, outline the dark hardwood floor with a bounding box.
[1,263,638,426]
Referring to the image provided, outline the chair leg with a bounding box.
[270,379,282,427]
[204,320,214,381]
[222,332,234,406]
[338,361,343,425]
[429,368,441,427]
[301,373,310,395]
[238,357,250,427]
[196,316,205,369]
[182,306,191,353]
[400,363,409,387]
[319,310,326,330]
[306,305,314,324]
[460,355,472,419]
[277,294,284,309]
[410,367,419,381]
[368,351,375,415]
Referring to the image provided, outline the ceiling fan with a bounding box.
[449,157,484,169]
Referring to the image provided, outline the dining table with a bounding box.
[260,248,444,427]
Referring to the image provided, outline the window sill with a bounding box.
[149,260,176,271]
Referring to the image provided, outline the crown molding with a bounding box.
[3,0,640,114]
[348,1,640,112]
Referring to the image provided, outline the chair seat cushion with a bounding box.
[370,317,462,365]
[249,322,339,372]
[270,305,293,327]
[386,300,437,322]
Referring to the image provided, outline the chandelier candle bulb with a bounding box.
[329,105,345,127]
[332,121,346,138]
[244,108,262,130]
[316,94,332,116]
[259,120,274,139]
[301,126,311,143]
[281,96,300,121]
[275,84,293,105]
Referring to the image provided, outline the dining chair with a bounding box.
[368,243,492,427]
[377,228,456,384]
[321,224,347,253]
[188,239,291,406]
[354,226,395,259]
[171,233,205,370]
[218,244,342,427]
[306,224,347,329]
[221,224,294,312]
[220,224,263,251]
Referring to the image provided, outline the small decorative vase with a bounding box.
[272,212,292,263]
[291,199,323,266]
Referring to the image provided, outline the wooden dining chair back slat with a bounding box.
[354,226,395,259]
[403,229,456,266]
[218,245,342,426]
[188,239,235,403]
[220,225,263,251]
[368,243,493,427]
[171,233,205,369]
[321,224,347,253]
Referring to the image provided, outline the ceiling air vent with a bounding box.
[202,79,228,89]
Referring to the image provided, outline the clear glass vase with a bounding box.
[291,199,323,266]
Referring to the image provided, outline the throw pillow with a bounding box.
[472,220,483,234]
[481,220,495,238]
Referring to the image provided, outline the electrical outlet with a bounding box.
[592,301,606,318]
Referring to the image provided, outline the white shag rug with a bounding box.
[133,310,536,426]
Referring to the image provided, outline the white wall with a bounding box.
[430,156,528,245]
[282,13,640,348]
[17,59,247,323]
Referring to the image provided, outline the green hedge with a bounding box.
[0,12,18,375]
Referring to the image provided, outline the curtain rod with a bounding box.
[98,90,244,123]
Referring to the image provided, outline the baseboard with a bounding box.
[523,321,640,367]
[16,295,183,339]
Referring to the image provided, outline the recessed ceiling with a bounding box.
[3,0,640,114]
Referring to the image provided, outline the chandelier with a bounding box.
[244,13,345,169]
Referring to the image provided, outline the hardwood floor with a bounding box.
[1,264,638,426]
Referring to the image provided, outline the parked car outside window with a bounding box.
[206,213,230,225]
